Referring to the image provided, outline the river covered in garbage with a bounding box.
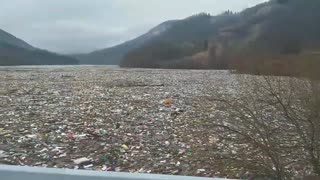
[0,66,239,178]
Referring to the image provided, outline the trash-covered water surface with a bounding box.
[0,66,239,178]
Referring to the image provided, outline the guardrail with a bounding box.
[0,165,232,180]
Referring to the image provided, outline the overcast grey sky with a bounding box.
[0,0,266,54]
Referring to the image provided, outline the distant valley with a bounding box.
[1,0,320,72]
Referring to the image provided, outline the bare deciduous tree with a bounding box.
[211,75,320,179]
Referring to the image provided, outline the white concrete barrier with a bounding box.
[0,165,232,180]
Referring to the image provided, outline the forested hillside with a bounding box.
[120,0,320,73]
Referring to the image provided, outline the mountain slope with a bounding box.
[209,0,320,69]
[0,29,78,65]
[0,29,35,50]
[121,0,320,69]
[0,42,78,65]
[120,12,239,68]
[74,20,178,65]
[76,13,233,65]
[75,0,320,68]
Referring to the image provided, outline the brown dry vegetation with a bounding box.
[230,53,320,80]
[212,74,320,179]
